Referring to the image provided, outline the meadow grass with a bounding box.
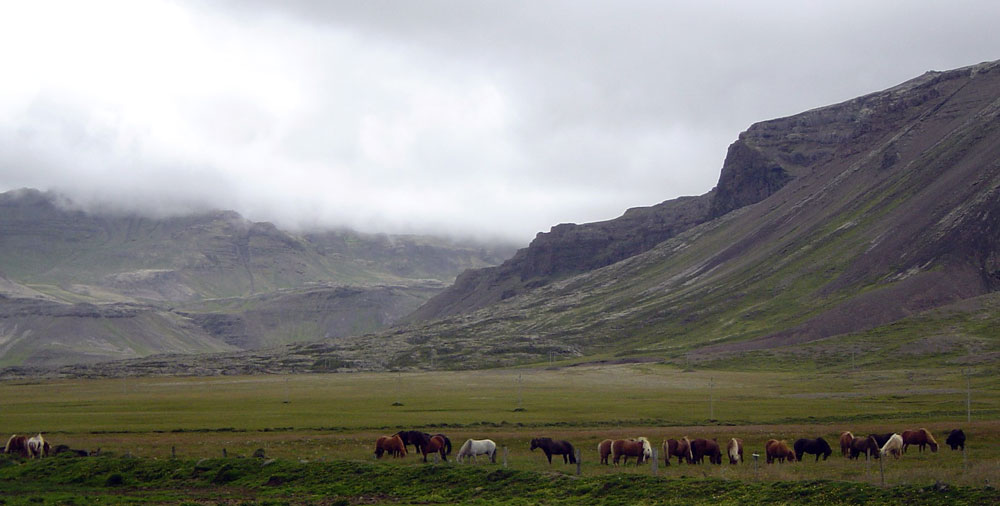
[1,363,997,502]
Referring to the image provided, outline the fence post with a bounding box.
[865,452,870,478]
[651,448,658,475]
[503,446,508,468]
[752,453,759,480]
[171,446,176,459]
[879,452,885,487]
[576,449,582,476]
[223,448,227,458]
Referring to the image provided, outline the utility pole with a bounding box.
[709,376,715,420]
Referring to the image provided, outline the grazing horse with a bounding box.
[529,437,576,464]
[901,428,938,453]
[598,439,613,465]
[945,429,965,451]
[662,437,693,466]
[727,438,743,465]
[4,435,30,457]
[374,435,407,459]
[839,432,854,457]
[611,437,652,466]
[690,438,723,465]
[394,430,430,454]
[880,434,903,459]
[457,439,497,464]
[868,433,895,450]
[420,435,449,462]
[793,437,832,462]
[26,434,48,458]
[849,435,880,460]
[765,439,796,464]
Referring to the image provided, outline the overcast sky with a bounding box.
[1,1,997,243]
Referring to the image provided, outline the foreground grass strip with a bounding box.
[1,456,997,505]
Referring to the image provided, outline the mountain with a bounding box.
[0,190,515,366]
[5,59,1000,378]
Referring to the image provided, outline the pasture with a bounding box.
[1,363,998,503]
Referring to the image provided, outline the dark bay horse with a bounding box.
[394,430,452,457]
[793,437,832,462]
[690,438,722,465]
[611,438,651,466]
[420,435,449,463]
[663,437,693,466]
[901,428,938,453]
[530,437,576,464]
[945,429,965,451]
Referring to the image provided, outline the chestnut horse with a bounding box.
[765,439,796,464]
[420,435,449,462]
[530,437,576,464]
[612,437,652,466]
[663,437,693,466]
[727,438,743,464]
[690,438,722,465]
[4,435,30,457]
[374,435,407,459]
[598,439,613,465]
[901,428,938,453]
[839,432,854,457]
[849,435,879,460]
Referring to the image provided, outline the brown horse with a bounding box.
[598,439,613,465]
[374,435,407,459]
[727,438,743,464]
[4,435,30,457]
[421,435,449,462]
[612,437,652,466]
[663,437,693,466]
[901,428,938,453]
[839,432,854,457]
[849,435,880,460]
[690,438,723,465]
[765,439,796,464]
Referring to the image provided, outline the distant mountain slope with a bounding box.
[0,189,514,302]
[5,59,1000,377]
[0,190,515,366]
[150,58,999,375]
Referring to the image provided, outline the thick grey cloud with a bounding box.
[1,0,997,242]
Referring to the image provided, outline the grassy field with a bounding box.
[1,364,997,503]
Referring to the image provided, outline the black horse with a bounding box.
[530,437,576,464]
[868,433,894,449]
[793,437,832,462]
[394,431,452,456]
[945,429,966,451]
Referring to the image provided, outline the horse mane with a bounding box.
[920,428,938,445]
[458,439,473,457]
[682,436,693,461]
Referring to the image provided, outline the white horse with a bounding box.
[457,438,497,463]
[27,434,48,458]
[880,433,903,459]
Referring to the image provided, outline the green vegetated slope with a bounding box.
[265,60,1000,373]
[0,456,996,505]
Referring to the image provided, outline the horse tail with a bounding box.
[567,442,577,463]
[683,436,693,462]
[444,436,453,455]
[3,435,14,454]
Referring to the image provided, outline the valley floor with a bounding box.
[1,364,997,503]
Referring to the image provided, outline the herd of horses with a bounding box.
[8,427,967,468]
[371,428,968,467]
